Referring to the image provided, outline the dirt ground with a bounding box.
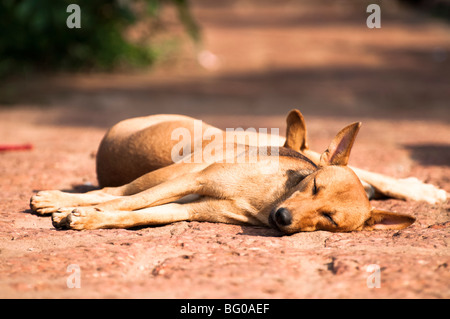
[0,1,449,298]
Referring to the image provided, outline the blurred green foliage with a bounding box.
[0,0,200,76]
[398,0,450,21]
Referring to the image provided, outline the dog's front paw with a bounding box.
[399,177,447,205]
[30,190,73,215]
[65,207,104,230]
[52,207,76,229]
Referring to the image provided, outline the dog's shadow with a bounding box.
[31,183,100,197]
[404,143,450,167]
[64,183,100,193]
[238,225,283,237]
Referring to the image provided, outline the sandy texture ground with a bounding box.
[0,1,449,298]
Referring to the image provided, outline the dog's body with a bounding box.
[95,114,285,187]
[30,110,446,234]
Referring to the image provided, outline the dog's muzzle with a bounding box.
[269,207,292,231]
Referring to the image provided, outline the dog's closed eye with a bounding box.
[323,213,338,227]
[313,178,318,195]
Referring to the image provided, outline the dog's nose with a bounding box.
[275,207,292,226]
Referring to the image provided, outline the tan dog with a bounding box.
[30,110,446,234]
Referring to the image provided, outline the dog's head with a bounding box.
[269,110,415,234]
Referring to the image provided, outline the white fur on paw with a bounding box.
[398,178,447,205]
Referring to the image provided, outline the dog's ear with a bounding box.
[283,109,308,152]
[363,209,416,230]
[319,122,361,167]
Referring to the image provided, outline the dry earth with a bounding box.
[0,0,449,298]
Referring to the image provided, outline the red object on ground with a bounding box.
[0,143,33,152]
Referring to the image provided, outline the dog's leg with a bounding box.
[92,170,205,212]
[351,167,447,204]
[57,203,193,230]
[31,162,208,215]
[360,179,376,199]
[56,197,265,230]
[115,162,208,195]
[52,168,209,225]
[30,190,120,215]
[53,160,280,230]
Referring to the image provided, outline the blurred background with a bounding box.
[0,0,449,127]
